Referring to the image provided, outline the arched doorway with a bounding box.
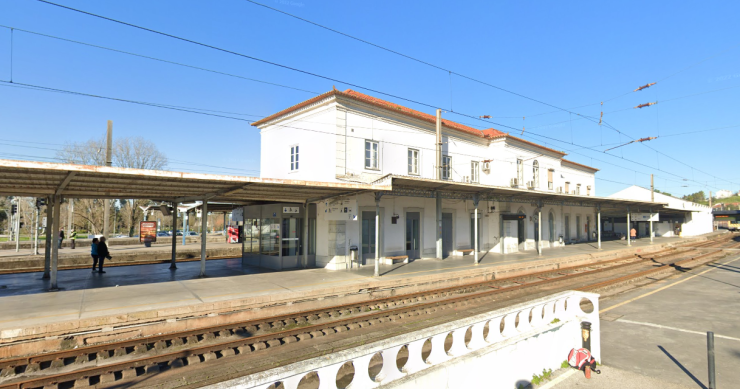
[548,212,555,244]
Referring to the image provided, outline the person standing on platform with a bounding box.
[90,238,99,272]
[96,236,110,273]
[58,228,65,249]
[70,229,77,249]
[630,226,637,240]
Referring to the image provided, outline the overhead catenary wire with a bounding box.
[1,77,725,192]
[0,25,320,96]
[31,0,738,193]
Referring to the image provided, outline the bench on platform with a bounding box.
[381,255,409,265]
[452,249,474,256]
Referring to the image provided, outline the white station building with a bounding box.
[607,186,713,237]
[239,88,705,271]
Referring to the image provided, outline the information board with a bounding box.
[630,212,659,222]
[283,206,300,214]
[324,199,357,221]
[140,221,157,243]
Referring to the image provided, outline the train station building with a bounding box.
[246,88,708,271]
[0,90,715,281]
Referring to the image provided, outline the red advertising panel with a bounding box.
[140,221,157,243]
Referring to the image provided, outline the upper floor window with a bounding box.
[548,169,554,190]
[565,181,570,193]
[517,159,523,184]
[408,148,419,175]
[290,145,299,171]
[576,184,581,195]
[442,155,452,180]
[471,161,479,183]
[587,185,591,196]
[365,140,379,169]
[533,160,539,188]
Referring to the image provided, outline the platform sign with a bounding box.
[324,199,357,221]
[140,221,157,243]
[283,206,300,214]
[630,212,658,222]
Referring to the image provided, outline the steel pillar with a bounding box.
[374,193,381,277]
[436,191,442,260]
[473,195,479,265]
[170,201,178,269]
[50,195,61,290]
[303,202,309,268]
[538,208,542,256]
[649,207,654,244]
[597,205,602,250]
[43,196,52,279]
[627,207,631,247]
[199,200,207,277]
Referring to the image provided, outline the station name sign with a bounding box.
[630,212,659,222]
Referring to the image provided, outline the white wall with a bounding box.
[256,96,597,191]
[259,103,337,182]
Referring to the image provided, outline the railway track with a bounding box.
[0,243,731,389]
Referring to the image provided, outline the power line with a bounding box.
[0,25,320,96]
[36,0,527,132]
[3,77,728,192]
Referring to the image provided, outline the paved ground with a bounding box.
[0,234,713,335]
[549,252,740,389]
[541,365,694,388]
[0,240,239,260]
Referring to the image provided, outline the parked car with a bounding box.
[187,231,199,236]
[156,231,169,237]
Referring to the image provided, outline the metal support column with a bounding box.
[627,207,631,247]
[33,202,39,256]
[182,210,187,246]
[199,200,208,277]
[436,191,442,260]
[170,201,178,270]
[597,205,602,250]
[374,192,381,277]
[50,195,61,290]
[649,207,654,244]
[43,196,52,279]
[473,195,479,265]
[15,198,20,252]
[303,202,309,268]
[538,208,542,256]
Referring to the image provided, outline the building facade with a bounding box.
[245,89,605,270]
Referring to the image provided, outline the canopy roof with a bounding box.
[0,159,668,211]
[373,175,667,211]
[0,159,384,204]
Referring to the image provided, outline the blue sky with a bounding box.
[1,0,739,197]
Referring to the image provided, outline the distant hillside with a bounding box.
[706,195,740,209]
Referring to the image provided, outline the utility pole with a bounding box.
[103,120,112,238]
[650,174,654,202]
[709,191,713,208]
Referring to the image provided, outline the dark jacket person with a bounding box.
[96,236,110,273]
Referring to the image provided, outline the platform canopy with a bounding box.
[0,159,388,204]
[372,175,668,211]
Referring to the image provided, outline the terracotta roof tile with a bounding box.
[561,158,599,172]
[251,89,574,159]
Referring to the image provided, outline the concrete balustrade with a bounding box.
[204,290,600,389]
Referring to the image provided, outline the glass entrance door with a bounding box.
[281,218,302,256]
[442,213,453,258]
[405,212,420,259]
[361,211,376,260]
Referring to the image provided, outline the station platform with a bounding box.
[544,243,740,389]
[0,233,722,357]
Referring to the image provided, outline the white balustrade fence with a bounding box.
[205,290,599,389]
